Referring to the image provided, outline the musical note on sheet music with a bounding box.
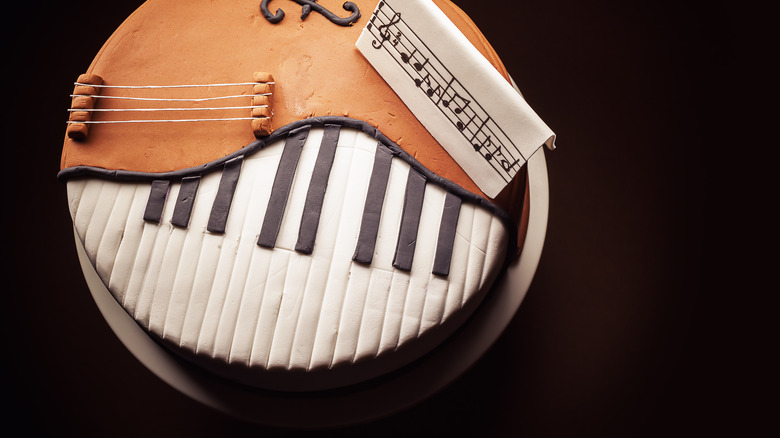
[363,0,525,184]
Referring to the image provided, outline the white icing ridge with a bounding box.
[67,125,508,389]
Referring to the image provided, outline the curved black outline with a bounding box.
[58,116,519,256]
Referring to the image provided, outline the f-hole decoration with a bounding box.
[260,0,361,26]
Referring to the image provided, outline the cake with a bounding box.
[60,0,554,392]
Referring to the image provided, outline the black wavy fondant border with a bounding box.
[58,116,519,255]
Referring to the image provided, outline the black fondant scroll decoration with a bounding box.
[260,0,361,26]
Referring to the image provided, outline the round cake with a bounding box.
[60,0,554,393]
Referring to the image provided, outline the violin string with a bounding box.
[72,94,270,102]
[70,82,273,123]
[75,81,275,88]
[67,117,266,124]
[68,105,267,112]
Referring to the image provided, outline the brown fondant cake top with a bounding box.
[60,0,513,202]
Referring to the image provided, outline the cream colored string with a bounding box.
[67,118,263,124]
[69,81,272,123]
[68,106,267,112]
[74,81,275,88]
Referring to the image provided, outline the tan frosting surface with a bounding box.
[61,0,513,202]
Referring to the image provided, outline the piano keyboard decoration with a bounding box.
[66,72,275,140]
[64,117,517,382]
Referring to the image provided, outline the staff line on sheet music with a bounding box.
[368,2,524,182]
[371,7,451,107]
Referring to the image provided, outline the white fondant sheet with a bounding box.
[356,0,556,198]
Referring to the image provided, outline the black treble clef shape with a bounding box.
[261,0,362,26]
[372,12,402,49]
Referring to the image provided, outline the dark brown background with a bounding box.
[5,0,753,436]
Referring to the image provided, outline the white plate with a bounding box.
[75,148,548,428]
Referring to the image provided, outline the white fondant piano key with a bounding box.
[290,130,359,369]
[397,183,444,344]
[174,232,225,348]
[261,132,325,368]
[442,203,474,319]
[134,209,174,329]
[247,249,289,368]
[226,246,274,365]
[325,148,384,366]
[358,159,411,358]
[72,179,103,258]
[369,158,407,269]
[107,185,145,306]
[88,183,123,284]
[331,263,373,365]
[483,212,508,287]
[266,252,313,369]
[144,182,185,336]
[470,206,494,255]
[201,236,256,360]
[211,152,278,361]
[151,235,192,337]
[420,275,449,332]
[461,208,492,299]
[99,183,135,288]
[353,268,394,363]
[309,142,377,369]
[195,152,263,357]
[418,187,450,331]
[66,179,87,215]
[146,181,188,334]
[271,127,323,252]
[377,271,411,354]
[289,252,340,369]
[121,190,161,319]
[187,167,253,352]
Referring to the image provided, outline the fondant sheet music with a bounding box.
[356,0,555,198]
